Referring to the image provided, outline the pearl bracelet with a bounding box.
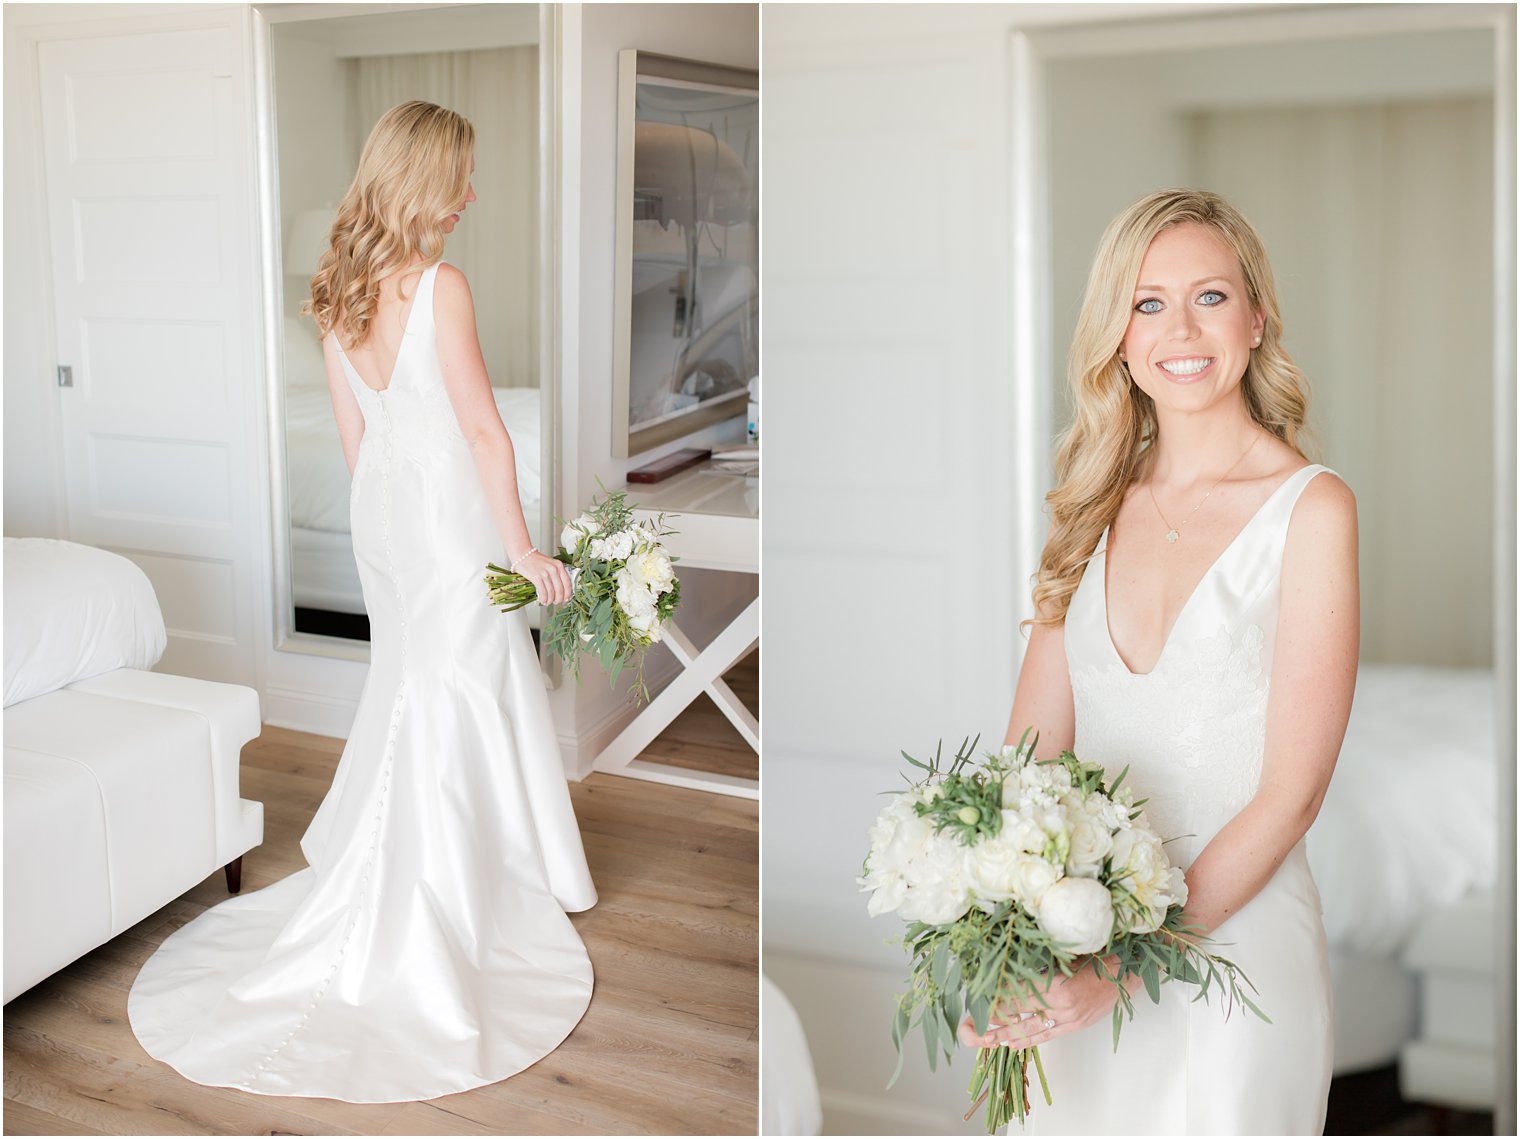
[509,546,538,572]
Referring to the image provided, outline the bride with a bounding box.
[961,189,1358,1134]
[129,101,598,1103]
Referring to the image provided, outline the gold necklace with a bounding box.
[1147,435,1261,544]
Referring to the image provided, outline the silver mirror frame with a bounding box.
[254,3,563,678]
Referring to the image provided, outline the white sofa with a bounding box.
[4,666,264,1003]
[3,537,265,1004]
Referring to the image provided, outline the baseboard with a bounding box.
[262,684,355,740]
[561,653,682,780]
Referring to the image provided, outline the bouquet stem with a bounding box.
[966,1045,1050,1133]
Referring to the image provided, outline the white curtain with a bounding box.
[1188,97,1493,667]
[349,47,538,388]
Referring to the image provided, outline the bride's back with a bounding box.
[334,265,429,394]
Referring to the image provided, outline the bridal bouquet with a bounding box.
[484,488,680,703]
[859,733,1267,1132]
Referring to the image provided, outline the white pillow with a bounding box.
[3,538,167,707]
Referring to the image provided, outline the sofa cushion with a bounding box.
[3,748,113,1001]
[5,689,216,938]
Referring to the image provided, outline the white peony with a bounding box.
[1002,810,1047,855]
[1110,825,1184,933]
[902,832,975,925]
[589,529,637,562]
[559,512,598,552]
[1037,877,1114,954]
[624,544,676,595]
[860,792,978,926]
[615,570,663,642]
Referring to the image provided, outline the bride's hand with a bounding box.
[958,962,1138,1050]
[514,550,573,606]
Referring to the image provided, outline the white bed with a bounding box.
[282,318,543,621]
[1305,663,1496,1074]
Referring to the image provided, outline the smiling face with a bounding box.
[440,166,476,234]
[1120,222,1266,416]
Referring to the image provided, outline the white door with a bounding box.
[38,20,264,686]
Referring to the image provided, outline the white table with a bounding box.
[592,462,758,799]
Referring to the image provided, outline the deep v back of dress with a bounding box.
[128,259,598,1103]
[1020,463,1338,1135]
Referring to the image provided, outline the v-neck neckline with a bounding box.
[1099,463,1313,677]
[335,265,429,395]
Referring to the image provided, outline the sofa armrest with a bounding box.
[64,670,261,866]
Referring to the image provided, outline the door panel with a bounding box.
[39,21,261,683]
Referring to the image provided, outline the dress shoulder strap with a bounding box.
[1221,463,1340,602]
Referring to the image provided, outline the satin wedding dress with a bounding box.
[129,260,597,1102]
[1023,463,1337,1136]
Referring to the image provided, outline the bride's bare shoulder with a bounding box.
[434,262,475,316]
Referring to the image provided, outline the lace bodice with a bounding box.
[1063,465,1334,866]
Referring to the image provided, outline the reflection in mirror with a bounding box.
[268,4,544,644]
[1041,25,1502,1107]
[613,52,758,457]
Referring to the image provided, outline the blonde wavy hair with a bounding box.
[305,101,474,349]
[1029,188,1312,630]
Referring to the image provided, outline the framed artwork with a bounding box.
[612,50,759,457]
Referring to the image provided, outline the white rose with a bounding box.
[1009,854,1061,910]
[1037,877,1114,954]
[963,833,1025,905]
[1066,817,1114,878]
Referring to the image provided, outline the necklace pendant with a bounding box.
[1165,529,1180,543]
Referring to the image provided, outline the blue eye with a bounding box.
[1135,298,1162,314]
[1199,290,1226,305]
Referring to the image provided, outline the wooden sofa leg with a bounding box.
[224,856,243,894]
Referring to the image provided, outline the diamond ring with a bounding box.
[1043,1017,1056,1029]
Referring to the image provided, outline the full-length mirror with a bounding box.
[260,3,550,652]
[1032,13,1507,1120]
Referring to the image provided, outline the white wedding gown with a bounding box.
[129,260,597,1102]
[1022,463,1337,1136]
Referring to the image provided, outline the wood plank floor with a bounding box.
[4,708,758,1136]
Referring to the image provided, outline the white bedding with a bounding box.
[3,538,166,707]
[1305,664,1496,957]
[284,383,542,535]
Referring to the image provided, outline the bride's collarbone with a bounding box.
[1104,466,1303,656]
